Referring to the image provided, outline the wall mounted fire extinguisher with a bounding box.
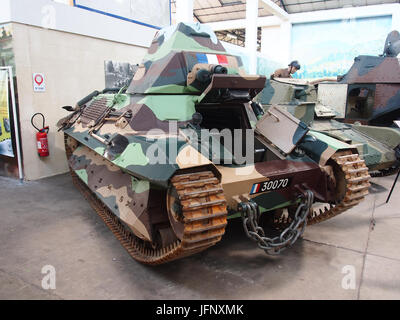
[31,113,49,157]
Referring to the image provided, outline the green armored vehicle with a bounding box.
[257,77,400,175]
[58,23,370,265]
[318,30,400,127]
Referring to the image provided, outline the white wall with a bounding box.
[12,23,148,180]
[0,0,158,48]
[0,0,11,23]
[74,0,171,28]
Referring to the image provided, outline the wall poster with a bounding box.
[0,23,21,179]
[291,16,393,79]
[0,69,13,157]
[104,60,138,88]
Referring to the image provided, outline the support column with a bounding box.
[392,5,400,32]
[261,26,282,63]
[281,21,292,64]
[260,23,291,66]
[245,0,258,74]
[175,0,194,24]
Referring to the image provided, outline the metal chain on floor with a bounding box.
[239,190,314,255]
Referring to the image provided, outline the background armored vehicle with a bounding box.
[257,77,400,175]
[317,30,400,127]
[58,23,369,265]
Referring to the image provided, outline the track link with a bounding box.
[65,134,228,265]
[274,151,371,227]
[307,151,370,225]
[371,163,400,177]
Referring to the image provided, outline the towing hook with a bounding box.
[293,183,314,200]
[237,202,249,213]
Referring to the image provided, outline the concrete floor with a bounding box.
[0,173,399,300]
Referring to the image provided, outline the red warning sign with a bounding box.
[33,73,46,92]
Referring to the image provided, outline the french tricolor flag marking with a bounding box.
[196,53,229,65]
[251,183,260,194]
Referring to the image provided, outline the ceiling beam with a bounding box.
[206,16,282,30]
[175,0,194,23]
[193,12,202,23]
[279,0,287,12]
[260,0,289,20]
[196,8,262,17]
[284,0,334,5]
[218,0,244,6]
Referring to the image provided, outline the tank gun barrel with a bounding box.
[187,63,228,89]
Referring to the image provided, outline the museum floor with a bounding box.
[0,173,399,300]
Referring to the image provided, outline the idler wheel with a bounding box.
[166,186,185,240]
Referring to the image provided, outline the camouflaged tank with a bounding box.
[58,23,370,265]
[317,30,400,127]
[256,77,400,175]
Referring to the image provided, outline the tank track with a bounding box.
[307,151,371,224]
[274,151,371,227]
[370,163,400,177]
[65,135,228,265]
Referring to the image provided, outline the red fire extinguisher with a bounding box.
[31,113,49,157]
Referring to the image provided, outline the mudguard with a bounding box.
[352,124,400,150]
[300,130,356,166]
